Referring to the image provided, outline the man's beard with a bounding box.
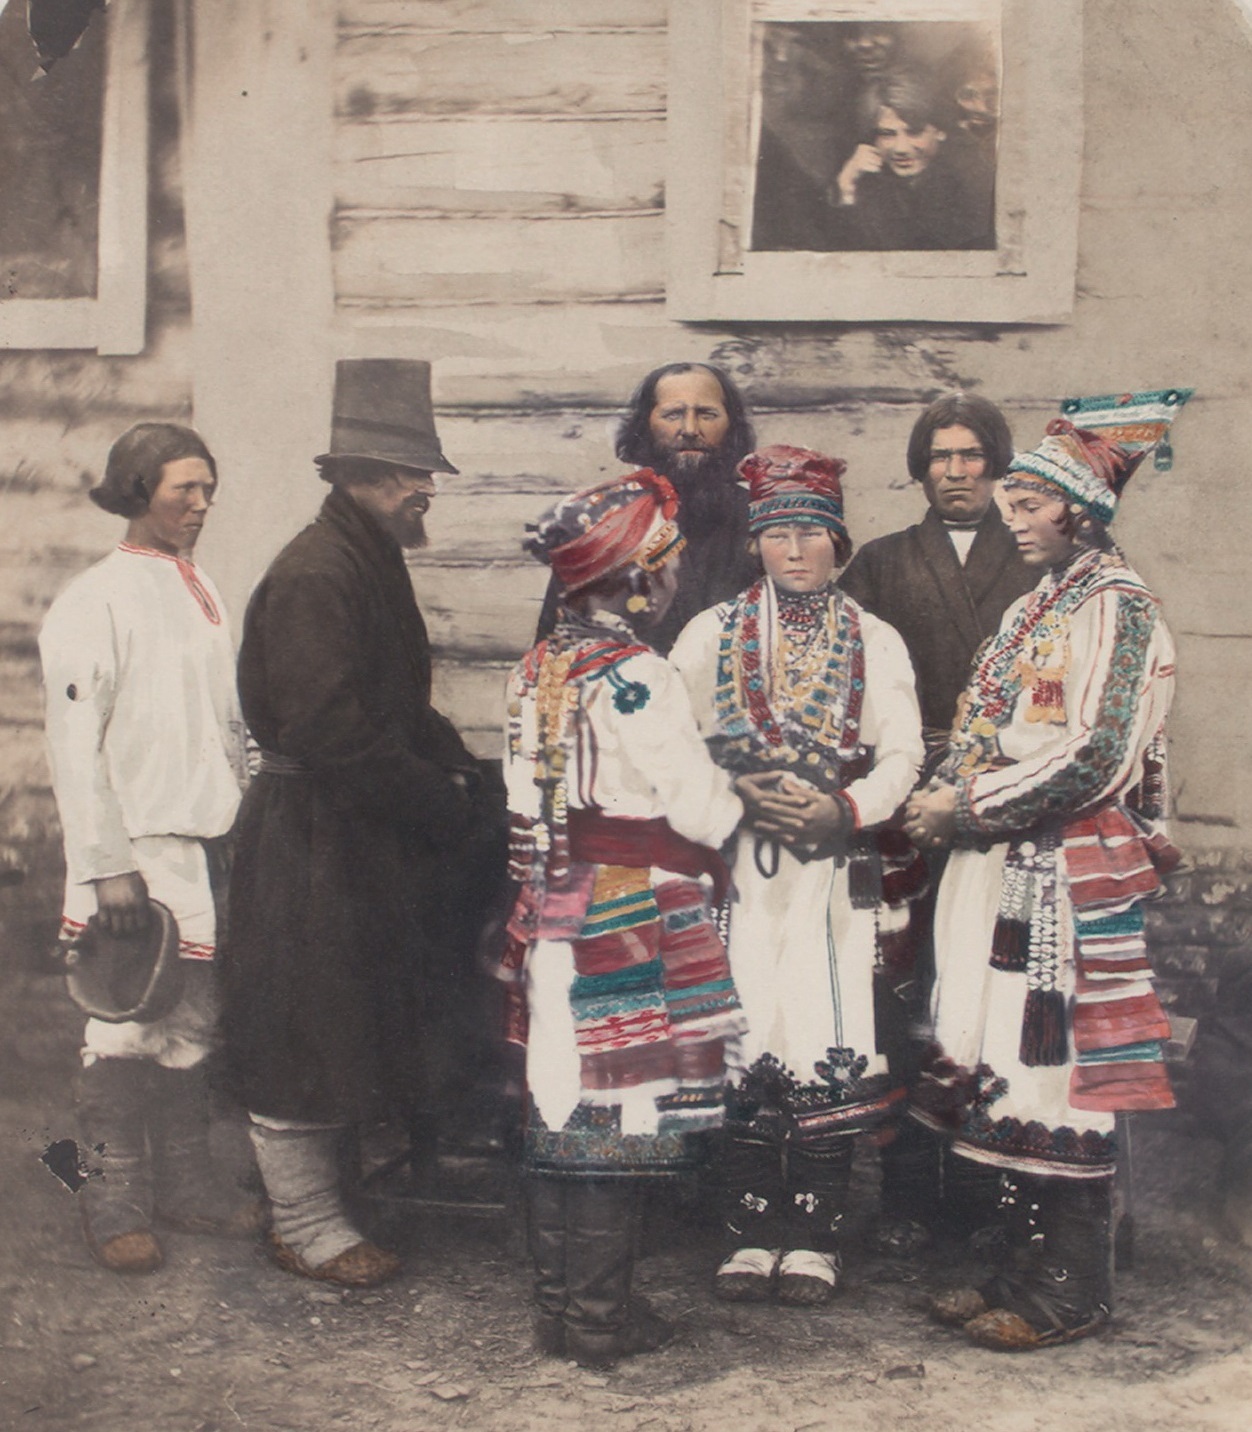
[641,442,741,538]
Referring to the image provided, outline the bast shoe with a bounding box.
[713,1246,780,1303]
[267,1232,401,1288]
[777,1249,841,1307]
[964,1303,1109,1352]
[564,1297,674,1369]
[929,1286,989,1326]
[83,1220,164,1275]
[866,1217,934,1259]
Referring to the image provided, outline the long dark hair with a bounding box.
[615,362,756,468]
[90,422,217,517]
[905,393,1014,482]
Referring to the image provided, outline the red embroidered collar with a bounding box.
[117,542,222,625]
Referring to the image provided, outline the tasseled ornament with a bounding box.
[991,917,1031,972]
[992,843,1034,969]
[1020,988,1068,1066]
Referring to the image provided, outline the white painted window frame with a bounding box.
[667,0,1084,324]
[0,0,150,355]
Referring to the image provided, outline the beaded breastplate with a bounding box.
[944,549,1154,782]
[710,580,870,795]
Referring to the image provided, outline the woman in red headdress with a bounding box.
[671,445,926,1310]
[502,470,747,1367]
[903,393,1187,1349]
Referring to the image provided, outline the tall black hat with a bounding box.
[315,359,458,475]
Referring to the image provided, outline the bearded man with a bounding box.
[221,360,491,1287]
[537,362,759,653]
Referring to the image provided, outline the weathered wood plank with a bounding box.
[333,211,664,305]
[430,656,515,760]
[333,307,1008,412]
[339,2,665,35]
[420,490,568,564]
[335,115,663,213]
[422,409,630,490]
[409,559,546,660]
[0,329,192,424]
[336,30,665,119]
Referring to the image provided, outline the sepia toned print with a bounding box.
[1,1,1251,1428]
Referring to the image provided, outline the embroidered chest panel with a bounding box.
[711,583,868,789]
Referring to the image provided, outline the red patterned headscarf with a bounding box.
[740,444,851,562]
[525,469,684,595]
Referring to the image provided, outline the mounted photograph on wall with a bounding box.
[667,0,1083,323]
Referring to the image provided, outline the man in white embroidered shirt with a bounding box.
[39,422,261,1274]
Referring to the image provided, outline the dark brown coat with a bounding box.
[837,505,1036,742]
[221,487,482,1122]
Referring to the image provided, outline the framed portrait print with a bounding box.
[666,0,1083,323]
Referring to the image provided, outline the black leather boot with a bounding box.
[563,1180,672,1368]
[76,1058,162,1273]
[526,1176,568,1355]
[963,1174,1113,1350]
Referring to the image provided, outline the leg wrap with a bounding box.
[76,1058,154,1244]
[719,1122,785,1252]
[248,1119,361,1270]
[783,1133,853,1255]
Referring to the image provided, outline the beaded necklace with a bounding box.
[711,579,867,794]
[507,615,653,887]
[945,548,1142,779]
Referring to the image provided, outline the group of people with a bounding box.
[40,358,1189,1370]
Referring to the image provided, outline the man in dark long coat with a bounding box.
[837,392,1035,1250]
[221,360,486,1288]
[838,392,1034,769]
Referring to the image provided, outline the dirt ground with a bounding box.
[3,972,1251,1432]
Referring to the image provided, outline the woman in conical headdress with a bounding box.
[904,389,1191,1349]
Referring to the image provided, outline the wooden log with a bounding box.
[335,115,663,213]
[333,211,664,305]
[336,29,665,119]
[339,1,665,32]
[409,559,545,660]
[429,656,515,760]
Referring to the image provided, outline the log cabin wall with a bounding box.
[328,0,1252,862]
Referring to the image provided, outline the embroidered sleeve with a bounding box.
[956,590,1168,838]
[604,652,743,849]
[38,590,136,885]
[841,614,924,828]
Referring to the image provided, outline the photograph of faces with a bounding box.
[749,19,1000,253]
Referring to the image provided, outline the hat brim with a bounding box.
[314,451,459,476]
[65,899,185,1024]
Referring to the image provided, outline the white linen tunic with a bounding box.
[505,644,743,1140]
[672,598,923,1082]
[39,545,244,1063]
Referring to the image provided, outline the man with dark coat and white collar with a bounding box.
[838,393,1034,774]
[837,392,1035,1250]
[221,360,492,1287]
